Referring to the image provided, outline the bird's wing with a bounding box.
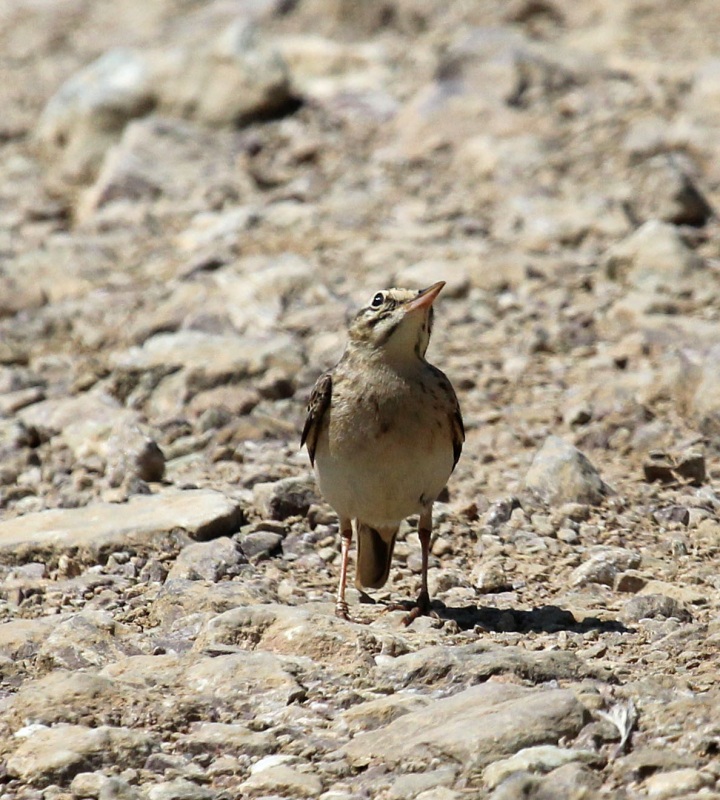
[301,371,332,466]
[451,399,465,470]
[429,365,465,470]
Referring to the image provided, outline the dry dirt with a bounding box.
[1,1,720,798]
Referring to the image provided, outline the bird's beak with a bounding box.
[404,281,445,314]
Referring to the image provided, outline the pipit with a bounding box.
[302,281,464,624]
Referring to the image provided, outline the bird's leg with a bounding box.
[402,507,434,626]
[335,518,353,620]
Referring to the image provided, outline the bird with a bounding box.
[301,281,464,624]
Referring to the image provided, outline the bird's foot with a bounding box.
[335,599,351,620]
[335,600,366,624]
[384,591,437,626]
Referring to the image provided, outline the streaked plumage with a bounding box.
[301,281,464,623]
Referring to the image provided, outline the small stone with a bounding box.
[146,779,216,800]
[483,745,598,789]
[6,725,156,785]
[557,527,579,544]
[653,506,690,527]
[70,771,108,798]
[675,451,706,485]
[603,220,704,291]
[253,475,319,520]
[570,547,640,587]
[631,154,713,227]
[167,538,247,582]
[106,423,165,487]
[176,722,275,757]
[564,403,592,427]
[240,764,322,798]
[613,570,648,593]
[0,490,242,563]
[643,767,713,799]
[344,682,587,771]
[485,497,521,527]
[471,561,511,594]
[621,594,692,624]
[238,531,284,560]
[522,437,610,506]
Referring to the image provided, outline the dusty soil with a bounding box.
[1,1,720,798]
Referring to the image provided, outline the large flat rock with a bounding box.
[343,682,587,774]
[0,489,242,564]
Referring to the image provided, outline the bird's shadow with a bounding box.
[437,602,630,634]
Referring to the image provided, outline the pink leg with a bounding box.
[403,508,434,626]
[335,519,353,620]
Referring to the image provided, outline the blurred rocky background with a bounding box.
[1,0,720,797]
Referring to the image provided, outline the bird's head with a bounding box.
[348,281,445,361]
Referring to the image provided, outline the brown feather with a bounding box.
[301,371,332,466]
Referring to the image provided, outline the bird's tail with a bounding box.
[355,523,398,590]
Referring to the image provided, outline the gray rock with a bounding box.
[162,21,294,127]
[631,154,713,227]
[642,767,713,799]
[337,693,432,734]
[105,421,165,487]
[166,537,247,582]
[146,779,217,800]
[570,547,641,587]
[112,330,302,390]
[483,745,599,789]
[343,683,587,773]
[387,766,457,799]
[522,436,610,506]
[70,774,141,800]
[148,579,269,627]
[18,391,123,440]
[240,764,322,798]
[35,48,155,182]
[181,652,309,715]
[689,345,720,438]
[78,116,254,221]
[253,475,320,520]
[70,771,108,798]
[35,24,293,187]
[193,603,358,663]
[6,724,156,785]
[0,489,242,565]
[0,617,57,660]
[99,777,142,800]
[176,722,275,757]
[37,611,142,670]
[603,220,704,292]
[3,670,128,729]
[621,594,692,624]
[238,530,284,560]
[373,643,589,691]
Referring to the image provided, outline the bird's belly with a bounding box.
[314,412,454,526]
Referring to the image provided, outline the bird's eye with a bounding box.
[371,292,384,308]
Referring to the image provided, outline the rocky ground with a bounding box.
[1,0,720,797]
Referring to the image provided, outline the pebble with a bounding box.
[522,436,610,506]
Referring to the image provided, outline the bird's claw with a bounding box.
[383,591,436,626]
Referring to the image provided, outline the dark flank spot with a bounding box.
[419,382,428,394]
[436,419,442,429]
[379,420,391,435]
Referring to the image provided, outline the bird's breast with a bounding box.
[313,372,455,525]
